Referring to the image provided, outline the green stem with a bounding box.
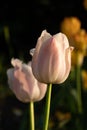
[43,83,52,130]
[76,65,83,114]
[30,102,35,130]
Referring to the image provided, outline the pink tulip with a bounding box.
[31,30,74,84]
[7,58,47,103]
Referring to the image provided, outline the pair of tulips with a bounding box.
[7,30,73,103]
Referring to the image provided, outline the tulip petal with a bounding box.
[7,59,47,102]
[30,48,35,56]
[32,30,74,84]
[55,46,74,83]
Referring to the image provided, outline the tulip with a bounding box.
[7,58,47,103]
[31,30,74,84]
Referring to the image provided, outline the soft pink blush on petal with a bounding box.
[14,69,43,102]
[39,30,52,43]
[36,82,47,101]
[32,30,74,84]
[20,63,47,101]
[32,37,65,83]
[55,47,74,83]
[7,68,37,102]
[60,47,74,83]
[32,30,52,79]
[28,62,47,101]
[7,68,29,102]
[7,59,47,102]
[53,33,69,49]
[11,58,22,68]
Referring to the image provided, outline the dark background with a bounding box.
[0,0,85,61]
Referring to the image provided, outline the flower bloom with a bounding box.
[82,70,87,90]
[31,30,74,84]
[60,17,87,68]
[72,29,87,53]
[60,17,81,37]
[7,58,47,102]
[71,50,84,67]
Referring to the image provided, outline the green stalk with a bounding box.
[29,102,35,130]
[76,65,83,114]
[43,83,52,130]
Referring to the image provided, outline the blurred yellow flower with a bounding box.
[55,111,71,121]
[72,29,87,54]
[60,17,81,37]
[71,50,84,67]
[60,17,87,67]
[49,110,71,129]
[82,70,87,90]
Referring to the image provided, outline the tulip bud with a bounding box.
[7,58,47,103]
[31,30,74,84]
